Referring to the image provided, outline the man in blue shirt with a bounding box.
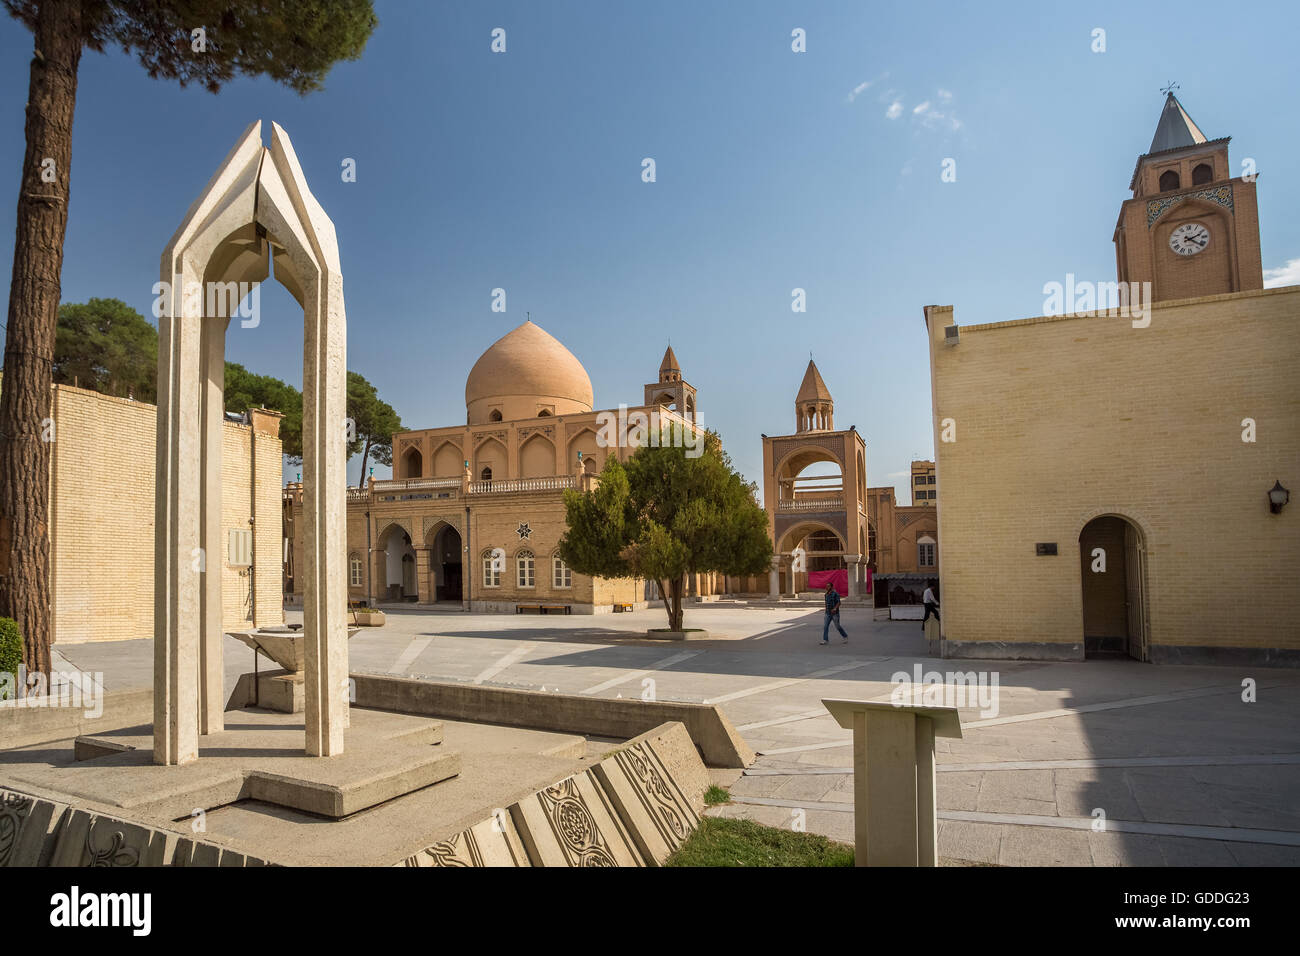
[821,581,847,645]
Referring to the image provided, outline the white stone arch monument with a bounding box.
[154,121,347,765]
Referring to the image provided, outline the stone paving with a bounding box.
[52,603,1300,866]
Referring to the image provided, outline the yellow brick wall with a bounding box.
[925,286,1299,655]
[49,385,284,643]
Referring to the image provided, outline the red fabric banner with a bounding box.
[808,569,848,596]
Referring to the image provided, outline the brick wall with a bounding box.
[925,285,1299,655]
[48,385,284,643]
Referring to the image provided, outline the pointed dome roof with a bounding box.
[796,360,832,403]
[465,320,594,408]
[660,345,680,374]
[1148,92,1207,154]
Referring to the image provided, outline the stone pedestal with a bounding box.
[821,698,962,866]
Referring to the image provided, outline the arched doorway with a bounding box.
[1079,515,1148,660]
[429,523,463,603]
[378,524,417,602]
[777,522,846,594]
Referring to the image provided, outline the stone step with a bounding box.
[245,744,461,818]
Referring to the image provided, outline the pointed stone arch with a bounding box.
[567,426,601,474]
[155,121,347,764]
[475,436,507,479]
[431,439,463,477]
[519,432,556,478]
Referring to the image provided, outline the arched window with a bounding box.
[349,552,363,587]
[480,466,492,482]
[1159,169,1180,192]
[489,409,503,422]
[517,550,535,588]
[917,535,936,568]
[537,409,552,417]
[482,549,501,587]
[553,554,572,588]
[1192,162,1213,185]
[867,524,877,570]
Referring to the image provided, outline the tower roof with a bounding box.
[659,345,680,374]
[796,360,832,403]
[1148,92,1208,154]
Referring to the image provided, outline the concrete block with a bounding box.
[48,809,177,866]
[617,720,711,813]
[74,737,136,761]
[350,674,755,768]
[400,816,531,867]
[593,738,700,866]
[510,771,642,867]
[245,747,460,818]
[0,788,68,867]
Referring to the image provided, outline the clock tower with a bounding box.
[1113,92,1263,302]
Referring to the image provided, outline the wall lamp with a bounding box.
[1268,480,1290,514]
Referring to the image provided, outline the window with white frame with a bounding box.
[482,549,501,587]
[918,537,936,567]
[553,555,572,588]
[517,550,535,588]
[349,553,363,587]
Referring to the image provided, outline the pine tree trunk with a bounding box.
[0,0,83,683]
[357,439,371,487]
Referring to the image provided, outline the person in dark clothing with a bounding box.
[822,582,847,645]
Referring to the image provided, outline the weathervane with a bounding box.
[1160,81,1180,95]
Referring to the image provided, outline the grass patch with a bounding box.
[666,817,854,867]
[703,784,730,806]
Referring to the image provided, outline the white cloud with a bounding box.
[1263,258,1300,288]
[885,101,903,120]
[847,72,888,104]
[886,470,909,478]
[912,93,962,132]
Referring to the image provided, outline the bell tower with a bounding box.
[1114,91,1263,302]
[644,345,697,421]
[795,359,833,432]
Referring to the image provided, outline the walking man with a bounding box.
[822,581,847,645]
[921,584,940,631]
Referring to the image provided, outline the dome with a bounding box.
[465,320,594,422]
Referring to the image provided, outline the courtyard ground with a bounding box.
[52,603,1300,866]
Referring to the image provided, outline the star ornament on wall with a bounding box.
[516,522,532,540]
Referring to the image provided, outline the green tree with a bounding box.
[0,1,376,677]
[47,300,305,456]
[53,298,158,401]
[559,433,772,632]
[224,362,304,461]
[347,371,401,486]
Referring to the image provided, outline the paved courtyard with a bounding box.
[54,603,1300,866]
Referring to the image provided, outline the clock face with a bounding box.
[1169,222,1211,256]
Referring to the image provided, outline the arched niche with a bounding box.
[155,120,348,765]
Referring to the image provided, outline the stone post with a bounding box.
[846,554,861,600]
[416,548,433,604]
[768,556,780,600]
[821,699,962,866]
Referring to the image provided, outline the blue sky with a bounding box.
[1,1,1296,498]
